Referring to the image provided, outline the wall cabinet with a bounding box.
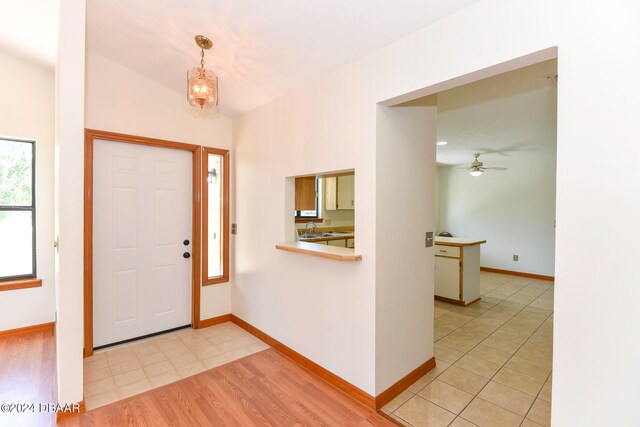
[295,176,316,211]
[325,174,354,210]
[434,238,485,306]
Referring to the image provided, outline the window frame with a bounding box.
[202,146,230,285]
[0,137,37,282]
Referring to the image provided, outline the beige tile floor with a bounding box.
[384,271,554,427]
[83,321,270,410]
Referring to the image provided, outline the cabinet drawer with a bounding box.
[435,245,460,258]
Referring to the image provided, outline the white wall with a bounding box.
[375,106,435,393]
[233,0,640,422]
[0,51,55,330]
[85,51,234,321]
[438,152,556,276]
[233,63,377,393]
[55,0,86,405]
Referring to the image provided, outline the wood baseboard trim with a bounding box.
[197,314,231,329]
[464,297,482,306]
[55,400,85,423]
[0,321,55,339]
[375,357,436,409]
[230,314,376,408]
[434,295,465,306]
[481,267,554,282]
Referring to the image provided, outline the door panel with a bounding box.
[113,269,138,323]
[113,187,138,249]
[93,140,192,347]
[435,256,460,300]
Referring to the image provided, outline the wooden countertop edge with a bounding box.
[435,240,487,247]
[276,242,362,262]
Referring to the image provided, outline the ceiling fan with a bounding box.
[458,153,507,176]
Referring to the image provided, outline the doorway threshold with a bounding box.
[93,324,191,352]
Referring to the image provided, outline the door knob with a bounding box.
[183,252,191,259]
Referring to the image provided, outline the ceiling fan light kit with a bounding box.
[464,153,507,176]
[187,35,219,109]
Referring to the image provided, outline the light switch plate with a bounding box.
[425,231,434,247]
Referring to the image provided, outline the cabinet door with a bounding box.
[295,176,316,211]
[324,177,337,210]
[328,239,347,247]
[337,175,354,210]
[435,256,460,300]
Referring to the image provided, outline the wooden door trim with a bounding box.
[83,129,202,357]
[202,147,230,286]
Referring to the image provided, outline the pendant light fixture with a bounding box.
[187,35,218,108]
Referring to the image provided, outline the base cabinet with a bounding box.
[435,256,460,300]
[434,242,481,305]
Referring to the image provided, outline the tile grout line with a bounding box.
[519,370,553,427]
[443,280,553,424]
[390,273,553,426]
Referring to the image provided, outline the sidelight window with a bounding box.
[203,147,229,284]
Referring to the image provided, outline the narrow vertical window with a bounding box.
[0,137,36,281]
[203,147,229,284]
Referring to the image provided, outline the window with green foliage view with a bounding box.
[0,138,36,281]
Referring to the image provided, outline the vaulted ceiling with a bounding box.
[2,1,489,117]
[0,1,58,69]
[0,1,556,160]
[85,0,482,116]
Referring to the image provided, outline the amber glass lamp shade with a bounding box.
[187,67,218,108]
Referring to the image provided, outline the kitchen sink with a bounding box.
[301,233,334,238]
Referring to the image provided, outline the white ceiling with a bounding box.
[0,1,59,69]
[435,59,558,166]
[86,0,482,116]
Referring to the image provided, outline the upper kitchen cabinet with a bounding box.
[325,174,355,210]
[295,176,317,211]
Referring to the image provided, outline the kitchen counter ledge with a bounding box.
[435,237,487,247]
[276,241,362,262]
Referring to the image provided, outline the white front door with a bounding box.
[93,140,192,348]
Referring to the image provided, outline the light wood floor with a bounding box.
[1,328,396,426]
[0,328,56,427]
[65,348,396,426]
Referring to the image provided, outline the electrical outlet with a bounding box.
[425,231,434,247]
[513,255,519,261]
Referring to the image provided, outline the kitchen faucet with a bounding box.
[303,222,318,237]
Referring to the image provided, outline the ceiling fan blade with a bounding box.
[483,167,508,171]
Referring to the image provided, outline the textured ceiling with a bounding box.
[435,59,558,166]
[86,0,482,116]
[0,1,58,69]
